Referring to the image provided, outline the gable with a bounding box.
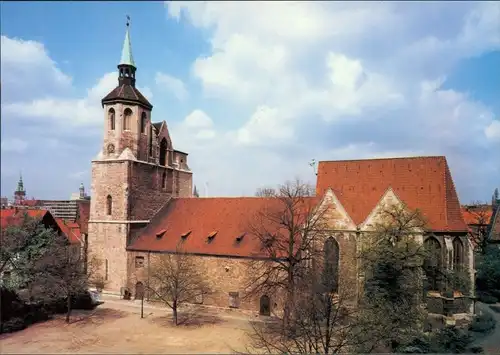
[316,156,468,232]
[320,189,356,230]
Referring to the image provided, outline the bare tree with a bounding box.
[146,245,212,325]
[244,179,330,329]
[255,187,277,197]
[38,233,103,323]
[463,201,492,255]
[356,203,429,353]
[246,270,363,354]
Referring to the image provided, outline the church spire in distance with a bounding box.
[117,15,137,87]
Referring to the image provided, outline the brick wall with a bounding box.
[128,162,173,220]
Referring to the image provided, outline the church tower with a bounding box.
[14,173,26,205]
[87,18,193,294]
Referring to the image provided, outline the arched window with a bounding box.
[106,195,112,216]
[424,237,442,291]
[453,237,464,271]
[162,171,167,189]
[323,237,340,293]
[141,112,147,134]
[123,108,132,131]
[108,108,115,130]
[159,138,168,166]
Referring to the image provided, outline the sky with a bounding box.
[1,1,499,204]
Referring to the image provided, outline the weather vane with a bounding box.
[126,15,130,27]
[309,159,317,176]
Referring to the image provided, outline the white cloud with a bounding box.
[1,35,72,102]
[485,120,500,141]
[1,138,28,153]
[155,72,188,101]
[164,1,500,201]
[2,69,153,128]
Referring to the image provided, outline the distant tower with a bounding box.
[493,188,499,208]
[14,173,26,205]
[79,182,86,199]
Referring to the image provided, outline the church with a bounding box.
[87,22,474,323]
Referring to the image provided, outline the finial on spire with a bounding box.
[119,15,136,68]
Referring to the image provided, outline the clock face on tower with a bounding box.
[107,144,115,154]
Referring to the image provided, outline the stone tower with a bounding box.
[87,18,193,294]
[14,173,26,205]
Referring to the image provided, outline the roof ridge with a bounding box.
[319,156,445,164]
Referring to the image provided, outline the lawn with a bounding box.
[0,302,252,354]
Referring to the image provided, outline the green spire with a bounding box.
[16,172,24,192]
[119,17,136,67]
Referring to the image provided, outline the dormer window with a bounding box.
[181,231,191,240]
[236,233,246,243]
[207,231,217,243]
[156,229,166,240]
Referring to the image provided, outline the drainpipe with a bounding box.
[147,251,150,302]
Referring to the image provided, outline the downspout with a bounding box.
[147,251,151,301]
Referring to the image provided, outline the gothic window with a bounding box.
[108,108,115,130]
[123,108,132,131]
[323,237,340,293]
[162,171,167,189]
[105,259,109,281]
[141,112,147,134]
[424,237,442,291]
[106,195,112,216]
[159,138,168,166]
[453,237,464,271]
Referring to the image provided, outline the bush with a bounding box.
[1,317,26,334]
[0,287,27,322]
[469,312,496,334]
[430,326,474,353]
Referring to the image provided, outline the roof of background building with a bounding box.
[316,156,468,232]
[0,208,48,228]
[55,218,82,245]
[461,205,493,225]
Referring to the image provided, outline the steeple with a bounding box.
[117,16,137,87]
[16,173,25,193]
[79,182,85,199]
[101,16,152,110]
[120,16,136,67]
[14,172,26,204]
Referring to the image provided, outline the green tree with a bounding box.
[356,204,428,353]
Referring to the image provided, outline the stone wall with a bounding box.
[127,252,284,314]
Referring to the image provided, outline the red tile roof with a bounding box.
[0,208,48,228]
[0,209,80,245]
[128,196,320,258]
[316,156,468,232]
[461,206,493,225]
[55,218,82,245]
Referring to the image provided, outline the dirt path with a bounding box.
[0,300,253,354]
